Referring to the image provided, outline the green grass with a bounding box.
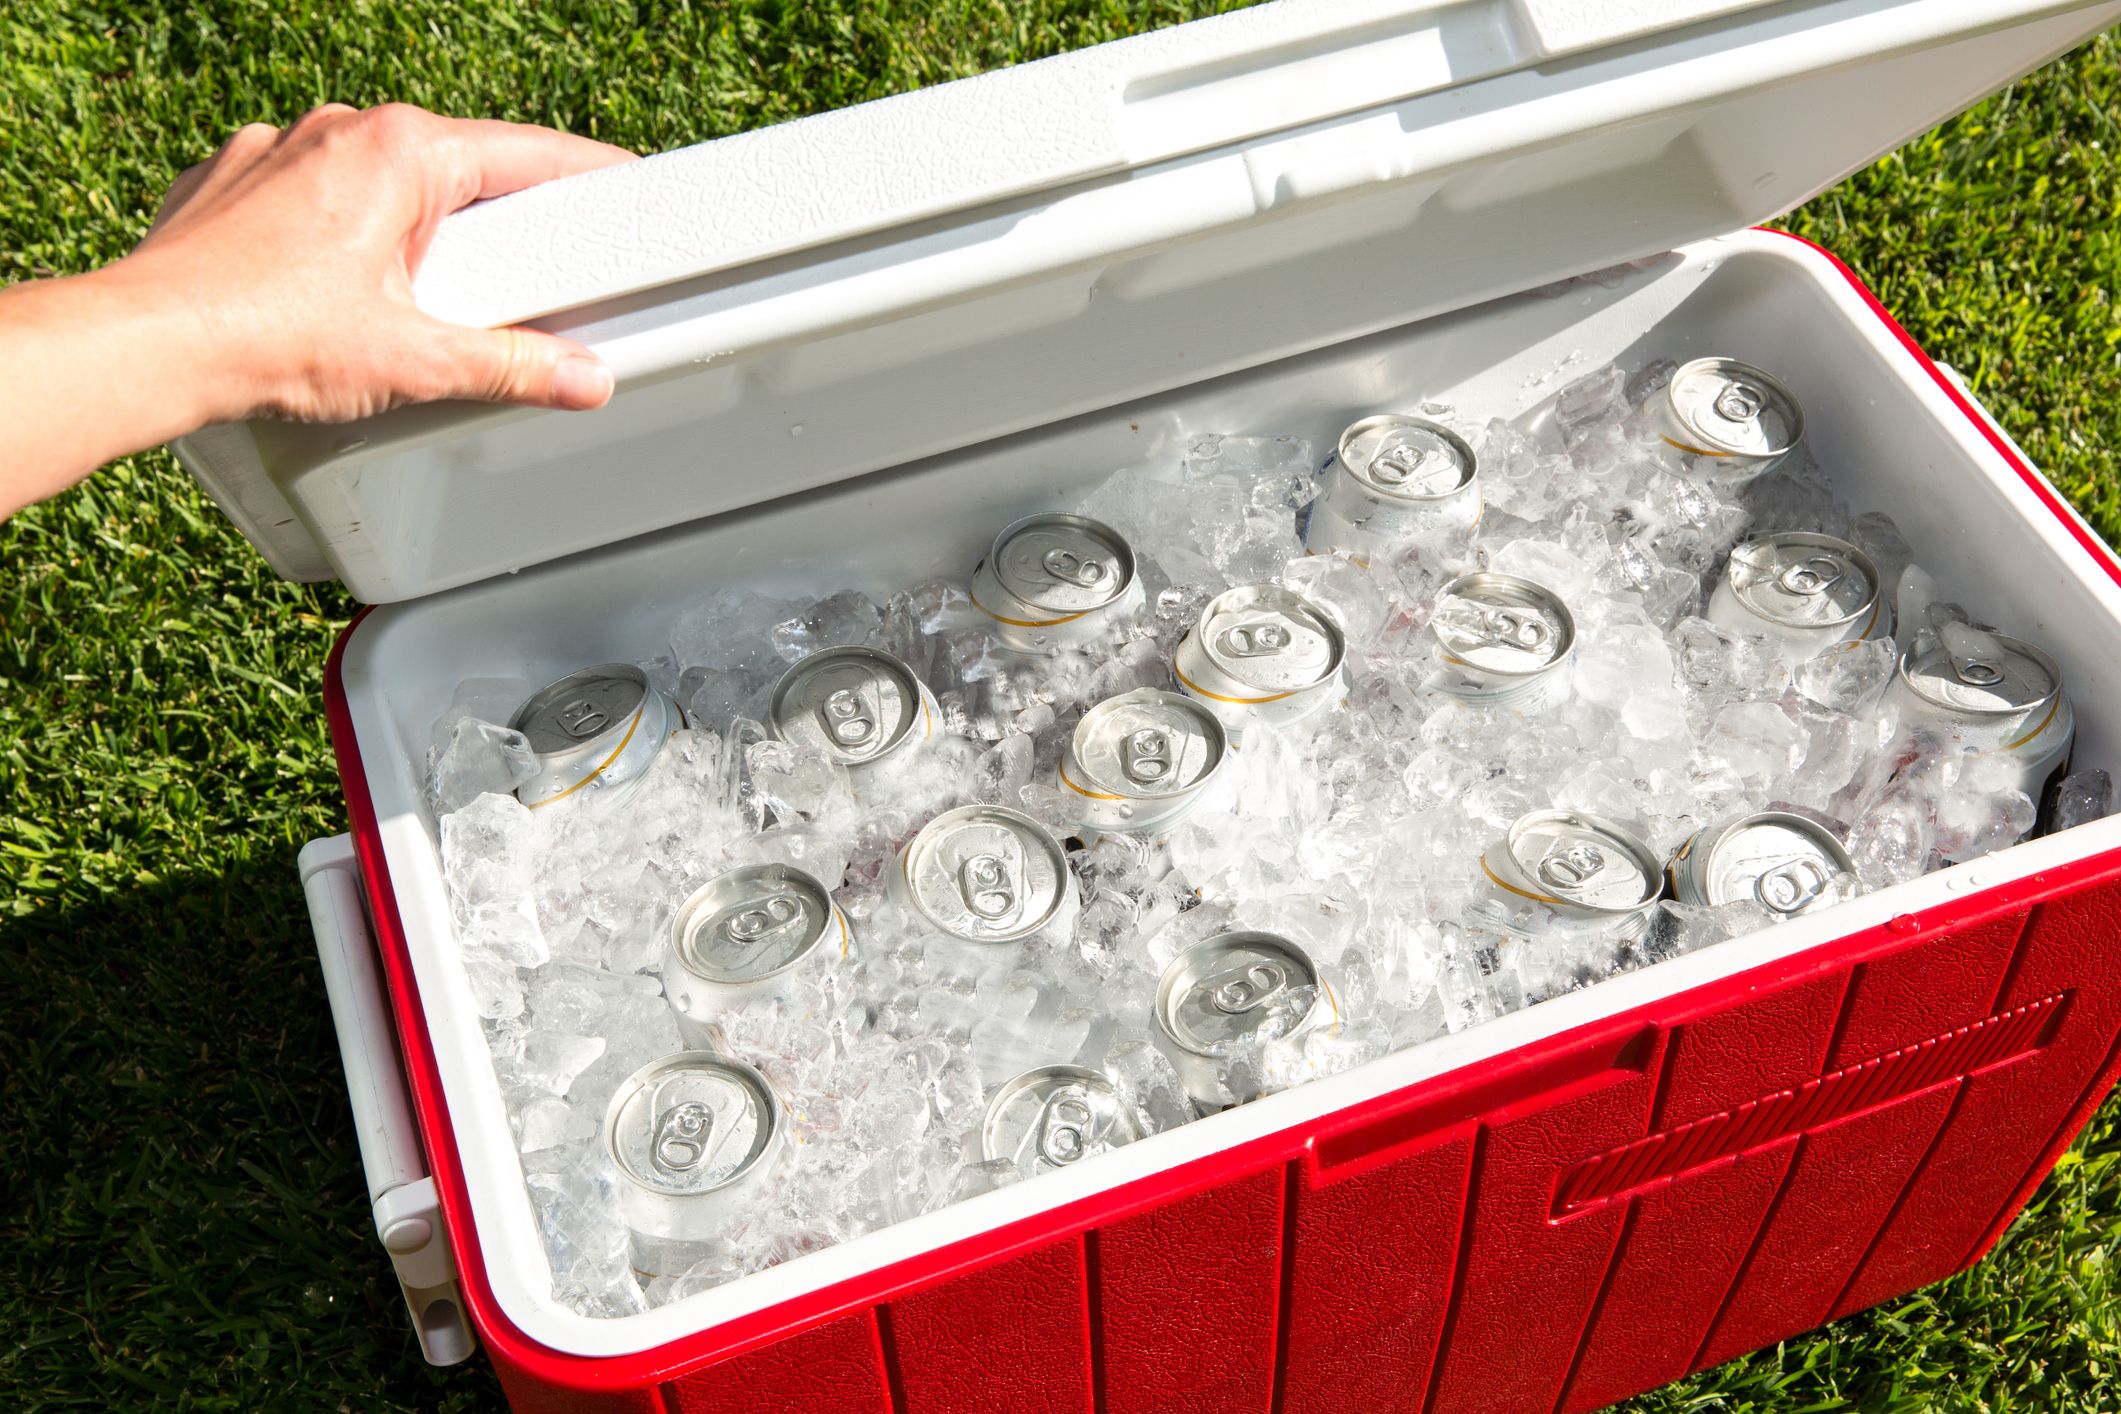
[2,4,2117,1410]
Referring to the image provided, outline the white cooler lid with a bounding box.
[176,0,2118,603]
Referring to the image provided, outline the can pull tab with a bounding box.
[1948,652,2005,687]
[1370,439,1433,486]
[1042,548,1109,588]
[1121,727,1173,785]
[1778,555,1846,598]
[1474,606,1551,653]
[1211,961,1289,1014]
[820,685,878,749]
[1537,843,1607,891]
[1218,621,1292,658]
[958,852,1020,924]
[1754,857,1832,915]
[1034,1088,1097,1167]
[650,1098,719,1175]
[720,893,806,963]
[1714,380,1764,423]
[557,698,610,738]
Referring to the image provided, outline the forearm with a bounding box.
[0,263,224,518]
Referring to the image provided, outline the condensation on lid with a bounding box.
[990,515,1137,614]
[902,805,1069,942]
[608,1054,779,1196]
[1505,810,1661,913]
[1665,357,1801,456]
[1072,690,1226,799]
[1340,415,1477,501]
[674,865,837,984]
[770,646,925,765]
[512,664,649,756]
[1725,532,1878,628]
[1159,931,1320,1053]
[1431,573,1575,675]
[1198,585,1345,691]
[1901,625,2060,716]
[1702,813,1855,916]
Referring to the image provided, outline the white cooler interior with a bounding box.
[335,230,2121,1358]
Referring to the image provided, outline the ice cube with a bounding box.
[2051,769,2114,832]
[429,715,538,816]
[772,590,884,663]
[1574,622,1674,711]
[1795,638,1895,714]
[512,1032,607,1097]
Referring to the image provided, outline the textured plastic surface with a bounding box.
[177,0,2120,600]
[314,230,2121,1414]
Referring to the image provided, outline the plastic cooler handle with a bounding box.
[300,834,477,1368]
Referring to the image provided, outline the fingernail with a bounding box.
[553,355,614,408]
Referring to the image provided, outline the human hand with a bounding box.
[123,103,634,423]
[0,103,633,519]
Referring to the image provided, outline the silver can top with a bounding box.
[769,645,929,767]
[1431,573,1576,678]
[1067,689,1226,801]
[1663,357,1802,458]
[511,664,649,756]
[672,864,842,985]
[1495,810,1663,915]
[1696,812,1855,918]
[980,1065,1138,1176]
[1723,532,1880,630]
[1189,584,1346,695]
[1157,931,1324,1055]
[606,1051,783,1198]
[987,513,1137,615]
[1338,414,1478,501]
[1900,624,2062,719]
[901,804,1071,943]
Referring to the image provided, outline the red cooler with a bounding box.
[178,1,2121,1409]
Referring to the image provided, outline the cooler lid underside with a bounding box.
[173,0,2119,603]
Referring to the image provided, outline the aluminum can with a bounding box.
[1058,689,1228,837]
[606,1050,788,1280]
[969,513,1146,652]
[1706,532,1891,658]
[889,805,1079,971]
[662,864,850,1042]
[1173,584,1347,741]
[1891,627,2076,841]
[768,645,938,772]
[1650,356,1803,480]
[1304,414,1481,560]
[980,1064,1144,1179]
[1154,931,1333,1110]
[1428,572,1576,709]
[1480,809,1664,937]
[1667,811,1857,919]
[510,663,680,808]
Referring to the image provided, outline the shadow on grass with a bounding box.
[0,857,504,1413]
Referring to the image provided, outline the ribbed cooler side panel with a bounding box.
[1556,972,1848,1413]
[1835,886,2121,1315]
[1425,1031,1670,1414]
[885,1238,1094,1414]
[1280,1129,1476,1414]
[578,879,2121,1414]
[1096,1168,1284,1414]
[665,1312,893,1414]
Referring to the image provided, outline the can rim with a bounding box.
[1154,930,1323,1057]
[1193,583,1348,691]
[604,1050,786,1198]
[1064,689,1228,803]
[900,803,1072,942]
[669,863,842,985]
[1666,356,1805,458]
[766,644,929,765]
[1696,810,1856,910]
[1335,413,1480,503]
[1895,630,2064,722]
[978,1063,1128,1166]
[1494,809,1665,916]
[1430,572,1578,680]
[981,512,1139,615]
[1721,531,1881,632]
